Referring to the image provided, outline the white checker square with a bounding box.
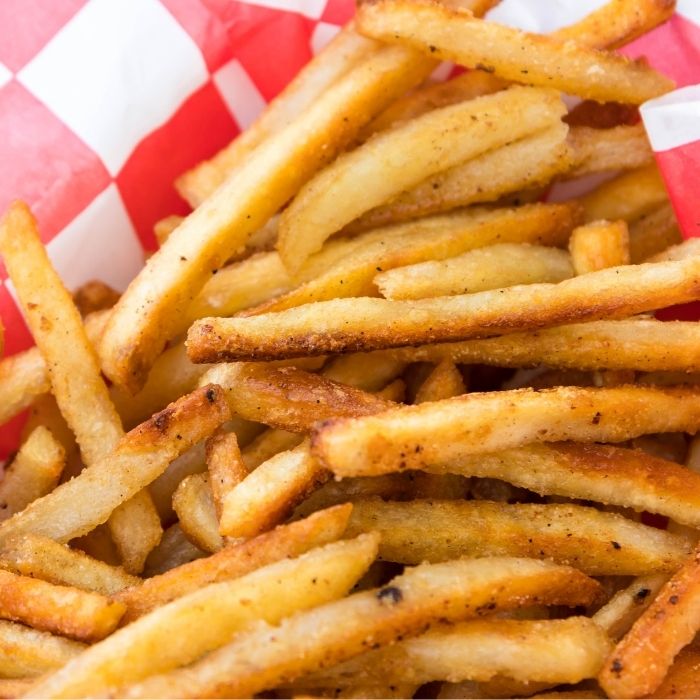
[236,0,328,20]
[213,59,266,130]
[678,0,700,27]
[311,22,341,55]
[0,62,11,90]
[641,85,700,152]
[46,184,144,293]
[487,0,608,33]
[18,0,208,175]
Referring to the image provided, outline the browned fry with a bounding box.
[142,524,205,578]
[206,431,247,521]
[647,642,700,698]
[153,215,184,247]
[568,220,630,275]
[116,558,602,699]
[629,202,682,263]
[313,386,700,479]
[72,280,120,317]
[565,100,639,129]
[414,360,466,403]
[356,0,673,104]
[188,258,700,361]
[0,386,229,547]
[0,569,124,642]
[172,473,223,553]
[201,363,395,433]
[599,542,700,698]
[116,504,351,623]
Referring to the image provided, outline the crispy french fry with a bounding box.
[629,202,682,263]
[302,618,611,687]
[116,504,352,622]
[0,570,124,642]
[0,386,229,547]
[206,431,247,521]
[599,542,700,698]
[568,220,630,275]
[0,427,64,521]
[116,557,601,699]
[357,0,673,103]
[313,386,700,478]
[0,620,85,678]
[188,258,700,361]
[0,533,139,595]
[278,86,565,270]
[72,280,119,317]
[346,498,690,575]
[414,360,466,403]
[142,524,205,578]
[376,244,573,300]
[172,473,223,553]
[100,47,433,393]
[32,534,379,697]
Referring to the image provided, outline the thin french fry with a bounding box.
[206,431,247,521]
[172,473,223,553]
[242,429,303,470]
[188,257,700,361]
[568,220,630,275]
[321,352,407,392]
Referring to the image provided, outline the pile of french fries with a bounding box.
[1,0,700,697]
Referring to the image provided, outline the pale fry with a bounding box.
[172,473,223,553]
[188,257,700,361]
[376,244,573,300]
[0,346,50,426]
[278,86,565,269]
[116,504,352,622]
[0,569,124,642]
[0,386,229,546]
[356,0,674,103]
[345,498,690,575]
[568,220,630,275]
[32,535,379,697]
[313,386,700,477]
[629,202,682,262]
[206,431,247,520]
[117,558,601,699]
[0,426,64,521]
[99,46,433,393]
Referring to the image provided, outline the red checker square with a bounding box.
[0,284,33,357]
[0,0,87,72]
[116,81,239,251]
[0,81,110,255]
[320,0,355,26]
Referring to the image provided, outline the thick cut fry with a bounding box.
[414,360,466,403]
[376,244,573,300]
[72,280,119,317]
[568,220,630,275]
[600,542,700,698]
[99,47,433,393]
[357,0,673,104]
[0,570,124,642]
[0,533,138,595]
[313,386,700,478]
[346,498,689,575]
[0,427,64,521]
[32,535,379,697]
[206,431,247,520]
[0,620,85,678]
[117,558,601,699]
[0,386,229,547]
[278,86,565,270]
[348,124,572,230]
[172,473,223,553]
[188,258,700,361]
[201,363,395,433]
[116,504,351,622]
[303,618,611,687]
[629,202,682,263]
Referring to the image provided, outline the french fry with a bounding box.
[321,352,407,392]
[0,620,85,678]
[0,386,229,547]
[647,643,700,699]
[116,557,601,699]
[647,236,700,263]
[0,533,139,595]
[0,570,124,642]
[629,202,682,263]
[278,86,566,270]
[242,429,303,470]
[188,257,700,361]
[32,534,379,697]
[172,473,223,553]
[312,386,700,478]
[116,504,352,622]
[356,0,674,103]
[414,360,466,403]
[142,524,205,578]
[599,542,700,698]
[206,431,247,520]
[99,46,433,393]
[0,427,64,521]
[568,220,630,275]
[72,280,120,317]
[0,678,39,698]
[376,244,573,300]
[345,498,690,575]
[301,618,611,687]
[565,99,638,129]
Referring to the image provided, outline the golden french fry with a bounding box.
[172,473,223,553]
[377,244,573,300]
[414,360,466,403]
[72,280,120,317]
[242,429,303,470]
[357,0,673,104]
[321,352,407,392]
[0,386,229,547]
[117,557,601,699]
[32,534,379,697]
[629,202,682,263]
[0,569,124,642]
[647,643,700,699]
[0,348,50,427]
[568,220,630,275]
[116,504,351,622]
[313,386,700,478]
[188,258,700,361]
[206,431,247,521]
[346,498,690,575]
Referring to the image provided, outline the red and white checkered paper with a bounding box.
[1,0,700,457]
